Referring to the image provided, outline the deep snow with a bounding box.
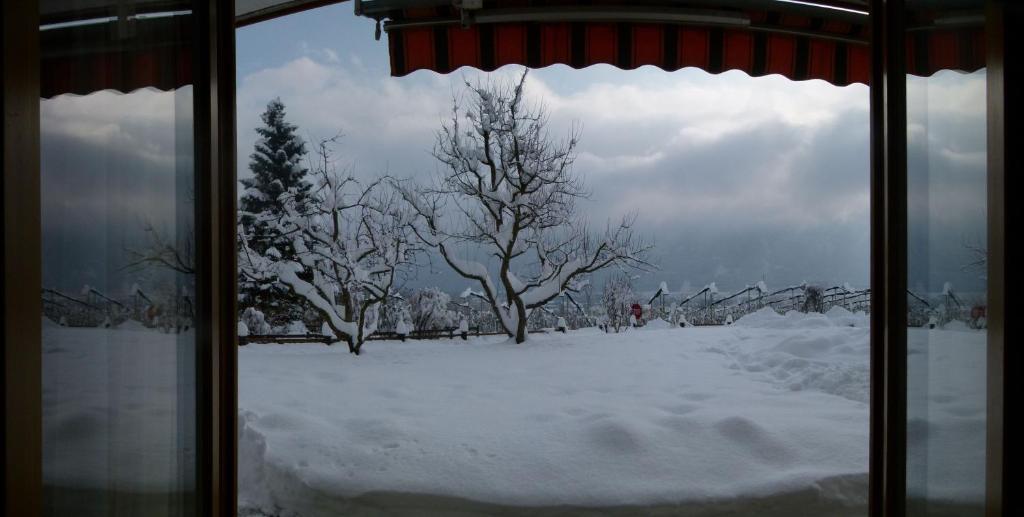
[41,320,196,516]
[38,311,985,516]
[234,308,983,515]
[238,320,870,514]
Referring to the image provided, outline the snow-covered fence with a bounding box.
[238,326,536,345]
[42,288,105,327]
[81,285,131,327]
[130,284,156,323]
[42,283,194,332]
[239,333,334,345]
[673,283,719,326]
[906,288,932,327]
[669,282,875,326]
[666,280,981,329]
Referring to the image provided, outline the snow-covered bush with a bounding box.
[378,295,412,333]
[409,287,453,331]
[397,69,651,343]
[395,318,411,337]
[802,285,824,313]
[240,307,272,335]
[239,138,419,355]
[284,320,309,335]
[602,274,635,333]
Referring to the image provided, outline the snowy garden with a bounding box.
[233,308,985,515]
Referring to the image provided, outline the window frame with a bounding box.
[2,1,238,516]
[3,1,1018,515]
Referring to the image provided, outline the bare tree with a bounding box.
[961,237,987,277]
[123,219,195,275]
[602,273,635,333]
[397,70,651,343]
[240,138,419,355]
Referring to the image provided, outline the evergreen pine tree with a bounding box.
[241,98,311,217]
[239,98,314,328]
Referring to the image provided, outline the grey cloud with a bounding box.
[41,92,194,296]
[232,51,986,297]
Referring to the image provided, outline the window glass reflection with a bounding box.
[39,4,197,516]
[905,66,988,516]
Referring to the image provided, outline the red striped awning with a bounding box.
[37,2,986,97]
[41,48,193,99]
[40,15,194,98]
[385,6,984,86]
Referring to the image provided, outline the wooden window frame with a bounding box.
[2,1,237,516]
[3,1,1017,515]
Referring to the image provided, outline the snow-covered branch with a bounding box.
[123,219,195,275]
[398,69,652,343]
[240,138,420,355]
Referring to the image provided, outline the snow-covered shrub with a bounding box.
[395,318,411,336]
[602,274,635,333]
[240,307,272,335]
[285,320,309,335]
[410,287,453,331]
[802,285,824,313]
[378,295,411,333]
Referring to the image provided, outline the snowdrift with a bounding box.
[734,306,869,329]
[39,317,984,516]
[236,324,984,515]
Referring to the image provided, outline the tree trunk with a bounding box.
[514,301,528,343]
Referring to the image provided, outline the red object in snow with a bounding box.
[631,303,643,319]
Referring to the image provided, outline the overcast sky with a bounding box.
[236,4,986,296]
[38,4,987,299]
[236,4,881,296]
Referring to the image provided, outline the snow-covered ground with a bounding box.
[42,320,196,516]
[236,308,984,515]
[38,310,984,516]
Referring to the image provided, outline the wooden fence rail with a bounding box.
[237,327,559,346]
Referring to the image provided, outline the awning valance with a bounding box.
[41,15,193,98]
[37,0,986,98]
[379,2,984,86]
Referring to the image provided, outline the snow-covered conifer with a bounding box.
[238,98,314,326]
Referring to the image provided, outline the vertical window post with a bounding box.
[986,2,1020,515]
[193,0,238,515]
[869,0,908,515]
[2,1,42,515]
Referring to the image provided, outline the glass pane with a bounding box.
[235,5,871,515]
[39,3,198,516]
[905,2,988,514]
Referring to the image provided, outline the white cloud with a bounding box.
[41,87,193,170]
[233,50,984,289]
